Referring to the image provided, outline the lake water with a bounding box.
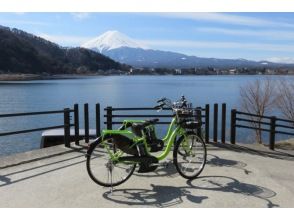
[0,75,293,156]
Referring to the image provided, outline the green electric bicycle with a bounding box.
[86,96,207,187]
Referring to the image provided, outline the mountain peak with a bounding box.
[81,30,145,53]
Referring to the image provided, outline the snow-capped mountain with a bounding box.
[81,30,145,53]
[81,31,291,68]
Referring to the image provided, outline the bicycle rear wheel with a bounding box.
[173,132,206,179]
[86,137,136,187]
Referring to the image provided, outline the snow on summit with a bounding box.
[81,30,145,53]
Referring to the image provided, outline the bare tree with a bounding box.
[239,78,277,144]
[275,79,294,123]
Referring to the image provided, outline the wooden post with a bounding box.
[63,108,71,147]
[221,103,226,143]
[74,104,79,145]
[84,103,89,143]
[96,103,101,137]
[106,106,113,130]
[269,116,276,150]
[230,109,236,144]
[213,103,218,142]
[205,104,209,143]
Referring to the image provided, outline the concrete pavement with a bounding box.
[0,143,294,207]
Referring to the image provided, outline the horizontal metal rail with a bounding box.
[109,107,171,111]
[105,114,174,118]
[276,124,294,130]
[235,124,271,132]
[236,117,271,126]
[104,121,205,125]
[107,107,206,111]
[104,121,171,125]
[275,130,294,136]
[0,124,74,137]
[276,118,294,124]
[0,109,74,118]
[235,111,272,120]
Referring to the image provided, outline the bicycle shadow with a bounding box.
[206,154,252,174]
[103,183,208,207]
[187,176,279,208]
[102,175,278,207]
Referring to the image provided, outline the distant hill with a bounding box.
[82,30,294,69]
[0,26,127,75]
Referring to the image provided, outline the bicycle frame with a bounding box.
[100,117,187,162]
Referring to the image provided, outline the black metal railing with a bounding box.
[11,101,291,152]
[0,102,102,150]
[103,105,212,142]
[0,108,75,147]
[230,109,294,150]
[73,103,101,145]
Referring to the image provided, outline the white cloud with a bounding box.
[159,13,294,28]
[138,39,294,52]
[71,13,91,20]
[266,57,294,64]
[37,33,92,46]
[195,27,294,40]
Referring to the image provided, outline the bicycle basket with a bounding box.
[176,108,201,129]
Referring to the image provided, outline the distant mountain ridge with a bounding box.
[82,30,294,69]
[0,25,126,74]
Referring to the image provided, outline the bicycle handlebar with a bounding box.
[155,95,191,111]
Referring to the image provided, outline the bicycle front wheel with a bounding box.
[86,137,136,187]
[173,132,207,179]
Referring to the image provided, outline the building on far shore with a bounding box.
[175,69,182,74]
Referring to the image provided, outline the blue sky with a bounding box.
[1,12,294,63]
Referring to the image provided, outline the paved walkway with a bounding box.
[0,143,294,207]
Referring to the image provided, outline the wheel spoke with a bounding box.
[174,133,206,179]
[87,137,136,187]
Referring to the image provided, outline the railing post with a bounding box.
[196,107,202,138]
[84,103,89,143]
[213,103,218,142]
[269,116,276,150]
[96,103,101,137]
[205,104,210,143]
[63,108,71,147]
[230,109,236,144]
[221,103,226,143]
[74,104,79,145]
[106,106,113,130]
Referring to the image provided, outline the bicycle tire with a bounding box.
[86,137,136,187]
[173,132,207,180]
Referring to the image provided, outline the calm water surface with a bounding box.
[0,75,293,156]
